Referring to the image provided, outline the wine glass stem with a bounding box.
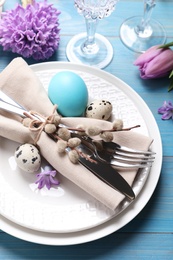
[135,0,156,37]
[81,18,99,56]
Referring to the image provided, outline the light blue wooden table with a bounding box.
[0,0,173,259]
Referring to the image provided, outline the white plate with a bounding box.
[0,62,162,244]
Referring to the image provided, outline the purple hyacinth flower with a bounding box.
[35,165,60,190]
[158,101,173,120]
[0,0,61,60]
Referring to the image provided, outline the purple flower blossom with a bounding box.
[0,0,61,60]
[35,165,60,190]
[134,45,173,79]
[158,101,173,120]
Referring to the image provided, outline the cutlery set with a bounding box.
[72,133,155,169]
[0,90,155,201]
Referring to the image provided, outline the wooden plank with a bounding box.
[0,232,172,259]
[120,157,173,233]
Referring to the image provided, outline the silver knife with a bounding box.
[0,91,135,200]
[79,154,135,201]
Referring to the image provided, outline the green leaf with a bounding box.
[168,76,173,92]
[159,41,173,49]
[169,70,173,78]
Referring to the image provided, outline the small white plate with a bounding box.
[0,62,162,243]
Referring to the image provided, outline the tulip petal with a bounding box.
[134,45,163,66]
[145,49,173,78]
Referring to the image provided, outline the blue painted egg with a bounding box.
[48,71,88,117]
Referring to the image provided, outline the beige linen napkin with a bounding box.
[0,58,153,210]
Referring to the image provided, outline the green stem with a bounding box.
[168,73,173,92]
[159,41,173,49]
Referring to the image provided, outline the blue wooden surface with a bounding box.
[0,0,173,259]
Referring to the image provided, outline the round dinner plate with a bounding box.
[0,62,162,245]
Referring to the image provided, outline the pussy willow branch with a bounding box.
[48,132,98,164]
[59,124,140,133]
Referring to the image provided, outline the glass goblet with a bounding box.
[0,0,6,18]
[119,0,166,53]
[66,0,118,69]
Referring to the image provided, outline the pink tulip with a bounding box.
[134,45,173,79]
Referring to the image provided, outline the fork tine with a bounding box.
[101,141,155,155]
[95,149,154,168]
[116,145,156,155]
[110,154,153,168]
[112,154,155,163]
[110,161,152,169]
[96,151,153,168]
[113,150,155,160]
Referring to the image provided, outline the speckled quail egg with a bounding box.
[85,100,113,120]
[14,144,41,172]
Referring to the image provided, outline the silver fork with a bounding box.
[72,134,155,169]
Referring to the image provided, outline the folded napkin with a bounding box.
[0,58,153,210]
